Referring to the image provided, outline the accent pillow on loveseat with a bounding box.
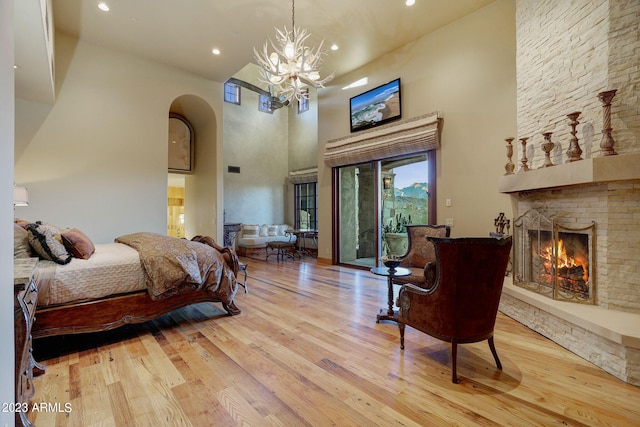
[241,224,260,238]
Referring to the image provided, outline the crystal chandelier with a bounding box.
[253,0,334,103]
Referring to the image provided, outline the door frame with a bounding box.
[331,150,436,267]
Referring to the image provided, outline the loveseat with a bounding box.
[236,224,296,258]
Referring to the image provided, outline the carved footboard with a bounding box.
[32,289,240,338]
[191,235,239,276]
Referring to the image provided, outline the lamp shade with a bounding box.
[13,186,29,206]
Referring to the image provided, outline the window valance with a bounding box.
[323,112,441,168]
[287,168,318,184]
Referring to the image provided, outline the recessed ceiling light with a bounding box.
[331,44,339,51]
[212,48,221,55]
[98,2,110,12]
[406,0,416,6]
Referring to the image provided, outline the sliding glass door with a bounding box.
[336,153,432,268]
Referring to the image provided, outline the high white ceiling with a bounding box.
[49,0,495,85]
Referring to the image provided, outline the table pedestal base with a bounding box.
[376,308,398,323]
[370,266,412,325]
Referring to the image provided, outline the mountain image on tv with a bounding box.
[350,79,401,132]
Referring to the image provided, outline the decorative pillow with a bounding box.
[26,221,72,265]
[14,224,32,259]
[267,225,278,236]
[278,224,289,236]
[62,228,96,259]
[242,224,259,237]
[259,224,269,237]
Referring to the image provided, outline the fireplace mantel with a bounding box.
[498,153,640,194]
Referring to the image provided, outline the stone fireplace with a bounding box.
[499,154,640,386]
[499,0,640,385]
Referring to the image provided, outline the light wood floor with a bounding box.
[29,258,640,426]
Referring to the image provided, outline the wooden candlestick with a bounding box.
[540,132,555,168]
[519,137,530,172]
[504,137,515,175]
[598,89,617,156]
[565,111,583,162]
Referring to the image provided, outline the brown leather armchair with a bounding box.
[392,225,450,287]
[397,236,513,383]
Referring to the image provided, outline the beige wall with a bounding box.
[14,33,225,243]
[223,64,319,227]
[1,0,15,418]
[317,0,517,260]
[222,65,289,225]
[288,87,319,172]
[286,87,319,226]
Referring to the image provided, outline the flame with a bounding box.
[541,239,588,282]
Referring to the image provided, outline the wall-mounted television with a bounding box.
[350,78,402,133]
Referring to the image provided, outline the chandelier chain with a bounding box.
[291,0,295,30]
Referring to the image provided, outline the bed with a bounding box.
[14,223,240,338]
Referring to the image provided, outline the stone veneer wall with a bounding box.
[516,0,640,165]
[516,180,640,313]
[505,0,640,385]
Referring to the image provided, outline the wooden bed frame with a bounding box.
[32,235,241,339]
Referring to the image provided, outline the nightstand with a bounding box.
[14,258,45,427]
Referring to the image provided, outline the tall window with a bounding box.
[224,82,240,105]
[258,94,273,113]
[295,182,317,230]
[298,89,309,113]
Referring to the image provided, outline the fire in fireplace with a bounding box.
[514,210,595,304]
[535,231,589,297]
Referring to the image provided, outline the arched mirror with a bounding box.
[168,113,194,173]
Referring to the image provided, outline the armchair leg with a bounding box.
[399,323,405,350]
[488,336,503,370]
[451,340,459,383]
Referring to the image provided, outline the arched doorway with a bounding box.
[167,95,221,240]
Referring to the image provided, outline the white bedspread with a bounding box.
[36,243,146,307]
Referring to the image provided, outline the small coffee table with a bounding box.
[370,266,412,323]
[266,241,296,262]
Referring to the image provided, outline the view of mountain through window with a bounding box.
[381,155,428,257]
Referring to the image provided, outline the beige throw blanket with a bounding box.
[115,232,237,301]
